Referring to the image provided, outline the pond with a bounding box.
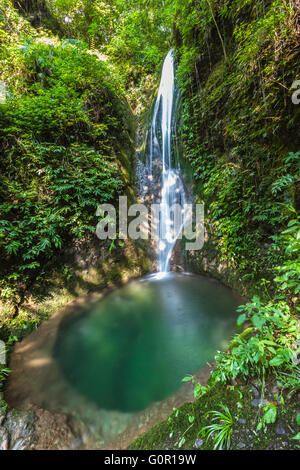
[54,273,243,413]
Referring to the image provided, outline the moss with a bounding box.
[128,382,299,450]
[176,1,300,299]
[128,384,241,450]
[229,327,254,350]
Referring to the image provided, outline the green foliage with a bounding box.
[186,146,299,287]
[212,295,299,384]
[208,223,299,392]
[168,405,196,449]
[182,375,207,399]
[0,141,122,279]
[14,0,172,112]
[273,219,300,297]
[0,366,10,392]
[200,404,233,450]
[208,219,300,400]
[276,365,300,399]
[0,335,16,393]
[173,1,299,289]
[257,402,277,433]
[0,4,299,452]
[0,31,132,306]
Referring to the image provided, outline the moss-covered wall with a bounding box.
[174,0,299,297]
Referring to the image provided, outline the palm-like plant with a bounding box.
[200,404,233,450]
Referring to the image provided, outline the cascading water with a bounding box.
[144,49,187,273]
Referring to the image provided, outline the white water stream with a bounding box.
[144,49,187,272]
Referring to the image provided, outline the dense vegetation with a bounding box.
[0,0,142,321]
[175,0,300,291]
[129,0,300,450]
[0,0,299,450]
[9,0,172,113]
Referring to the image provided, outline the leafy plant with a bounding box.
[0,33,132,308]
[200,405,233,450]
[212,295,299,388]
[182,375,207,399]
[276,365,300,399]
[257,402,277,432]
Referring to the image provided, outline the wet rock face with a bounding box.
[0,405,35,450]
[0,404,76,450]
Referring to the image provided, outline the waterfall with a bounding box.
[145,49,187,273]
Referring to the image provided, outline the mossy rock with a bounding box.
[0,403,35,450]
[128,382,299,450]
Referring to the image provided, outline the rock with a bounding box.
[194,438,203,448]
[2,437,8,450]
[0,405,35,450]
[251,398,269,407]
[31,405,74,450]
[0,406,6,426]
[251,386,260,398]
[251,398,260,406]
[275,423,286,435]
[237,442,246,449]
[271,384,280,396]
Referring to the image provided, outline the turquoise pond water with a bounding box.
[54,273,243,413]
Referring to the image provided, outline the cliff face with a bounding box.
[173,0,300,296]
